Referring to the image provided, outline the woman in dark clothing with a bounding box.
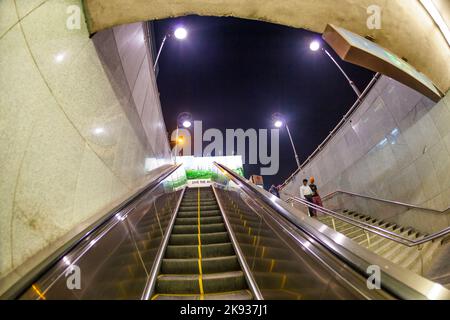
[309,177,323,217]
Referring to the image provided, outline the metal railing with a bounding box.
[1,164,182,300]
[214,162,450,299]
[280,72,381,189]
[285,195,450,247]
[323,190,450,214]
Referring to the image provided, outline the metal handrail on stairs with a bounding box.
[322,190,450,214]
[285,195,450,247]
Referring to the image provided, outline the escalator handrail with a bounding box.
[1,163,182,300]
[322,190,449,213]
[286,195,450,247]
[212,185,264,300]
[213,162,450,300]
[141,187,186,300]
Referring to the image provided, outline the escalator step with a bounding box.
[177,210,221,218]
[175,216,223,225]
[152,290,252,300]
[169,232,229,245]
[156,271,247,294]
[179,205,219,212]
[161,255,240,274]
[165,243,235,259]
[172,223,226,234]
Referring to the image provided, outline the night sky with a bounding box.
[153,16,375,189]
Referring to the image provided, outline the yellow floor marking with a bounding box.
[32,284,46,300]
[261,246,266,258]
[197,188,204,299]
[281,274,287,289]
[269,259,276,272]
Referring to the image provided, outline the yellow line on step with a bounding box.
[197,188,204,299]
[269,259,276,272]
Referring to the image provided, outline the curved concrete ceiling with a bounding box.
[83,0,450,93]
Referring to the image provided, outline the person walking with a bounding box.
[300,179,314,217]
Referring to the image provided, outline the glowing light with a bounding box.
[182,120,192,128]
[274,120,283,128]
[174,27,188,40]
[32,285,46,300]
[427,283,447,300]
[63,256,71,266]
[177,136,185,144]
[94,127,105,135]
[55,53,65,63]
[309,40,321,52]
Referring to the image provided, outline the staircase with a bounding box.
[151,187,252,300]
[317,210,443,276]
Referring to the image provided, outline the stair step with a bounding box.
[175,216,223,225]
[172,223,226,234]
[161,256,240,274]
[152,290,252,300]
[156,271,247,294]
[169,232,229,245]
[177,210,222,218]
[165,243,235,259]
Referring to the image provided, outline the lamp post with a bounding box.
[174,112,193,164]
[154,27,188,72]
[309,40,362,99]
[272,113,301,169]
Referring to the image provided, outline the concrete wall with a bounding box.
[282,76,450,216]
[0,0,171,284]
[83,0,450,93]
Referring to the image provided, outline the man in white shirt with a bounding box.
[300,179,314,216]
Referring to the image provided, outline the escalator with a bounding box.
[2,163,449,300]
[152,187,252,300]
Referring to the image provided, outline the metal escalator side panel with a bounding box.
[141,187,186,300]
[213,187,390,300]
[11,164,183,300]
[213,162,450,300]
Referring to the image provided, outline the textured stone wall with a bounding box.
[0,0,171,286]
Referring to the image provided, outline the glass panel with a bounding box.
[19,170,183,300]
[214,186,372,300]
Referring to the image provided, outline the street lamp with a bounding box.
[309,40,362,99]
[272,113,301,169]
[154,27,188,72]
[174,112,193,163]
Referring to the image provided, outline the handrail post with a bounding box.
[364,230,371,248]
[331,218,337,231]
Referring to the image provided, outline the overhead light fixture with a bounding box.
[420,0,450,46]
[309,40,321,52]
[174,27,188,40]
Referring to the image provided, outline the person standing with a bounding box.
[309,177,322,217]
[300,179,314,217]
